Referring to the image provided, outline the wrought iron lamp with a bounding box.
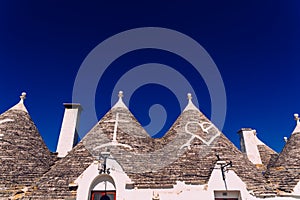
[98,150,111,174]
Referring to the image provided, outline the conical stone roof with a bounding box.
[265,114,300,193]
[0,93,54,198]
[27,91,151,199]
[27,92,270,198]
[127,95,268,195]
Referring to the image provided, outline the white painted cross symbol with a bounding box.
[95,112,133,150]
[105,112,129,143]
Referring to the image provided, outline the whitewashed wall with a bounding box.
[74,160,300,200]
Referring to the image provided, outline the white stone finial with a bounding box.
[187,93,192,101]
[20,92,26,100]
[9,91,28,112]
[294,113,299,121]
[284,137,288,143]
[112,91,127,109]
[292,113,300,134]
[183,92,199,112]
[253,129,257,135]
[118,91,123,99]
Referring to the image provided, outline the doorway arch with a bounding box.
[89,174,116,200]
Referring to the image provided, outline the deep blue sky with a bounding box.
[0,1,299,152]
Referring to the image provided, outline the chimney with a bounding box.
[56,103,82,157]
[237,128,262,165]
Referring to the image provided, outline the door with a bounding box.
[215,199,238,200]
[90,191,116,200]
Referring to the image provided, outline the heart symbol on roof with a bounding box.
[180,121,220,149]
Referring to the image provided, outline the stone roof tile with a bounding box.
[0,109,54,198]
[265,132,300,193]
[26,105,271,198]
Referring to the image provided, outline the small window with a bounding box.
[214,191,241,200]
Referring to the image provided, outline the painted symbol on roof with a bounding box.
[94,112,133,150]
[73,27,226,139]
[83,92,223,173]
[74,27,227,173]
[0,118,14,139]
[180,121,220,149]
[0,118,14,124]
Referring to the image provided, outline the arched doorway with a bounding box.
[89,174,116,200]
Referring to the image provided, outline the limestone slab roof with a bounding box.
[265,131,300,193]
[26,96,271,198]
[0,96,54,198]
[257,144,278,169]
[27,142,94,199]
[263,115,300,194]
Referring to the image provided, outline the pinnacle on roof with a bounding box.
[292,113,300,134]
[183,93,199,112]
[264,113,300,193]
[27,91,268,197]
[9,92,28,113]
[112,91,128,109]
[0,92,54,197]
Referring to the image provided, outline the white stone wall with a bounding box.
[74,161,300,200]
